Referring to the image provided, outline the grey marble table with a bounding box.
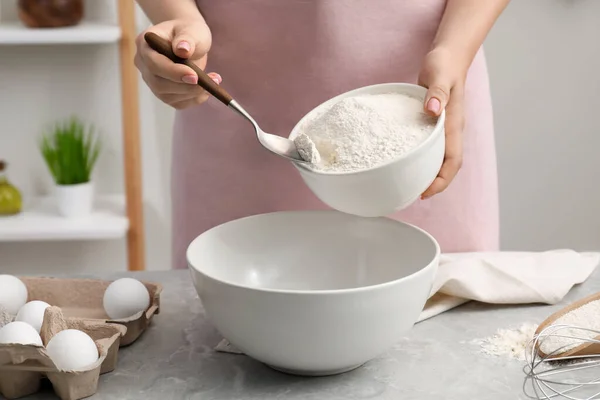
[22,269,600,400]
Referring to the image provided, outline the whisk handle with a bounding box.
[143,32,233,106]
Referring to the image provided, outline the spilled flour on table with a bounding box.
[471,323,539,361]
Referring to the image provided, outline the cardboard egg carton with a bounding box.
[0,307,126,400]
[20,277,163,346]
[0,276,162,399]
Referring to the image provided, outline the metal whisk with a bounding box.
[524,324,600,399]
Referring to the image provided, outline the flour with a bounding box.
[298,93,437,173]
[538,300,600,356]
[293,133,321,164]
[472,323,539,361]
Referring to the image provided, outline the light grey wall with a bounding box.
[485,0,600,252]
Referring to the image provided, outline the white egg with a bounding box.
[46,329,99,371]
[0,321,43,346]
[0,275,28,315]
[15,300,50,333]
[103,278,150,320]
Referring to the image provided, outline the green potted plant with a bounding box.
[39,117,101,218]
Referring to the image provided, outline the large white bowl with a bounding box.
[289,83,445,217]
[187,211,439,376]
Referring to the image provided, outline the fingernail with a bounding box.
[208,73,222,84]
[182,75,198,84]
[176,41,191,52]
[427,98,441,114]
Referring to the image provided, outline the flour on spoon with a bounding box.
[293,133,321,164]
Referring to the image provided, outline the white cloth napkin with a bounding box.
[418,250,600,322]
[216,250,600,353]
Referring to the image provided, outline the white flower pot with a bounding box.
[55,182,94,218]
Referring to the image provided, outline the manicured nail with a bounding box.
[182,75,198,84]
[427,98,441,114]
[176,41,191,52]
[208,73,222,84]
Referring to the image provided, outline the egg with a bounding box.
[0,321,43,346]
[103,278,150,320]
[15,300,50,333]
[0,275,28,315]
[46,329,99,371]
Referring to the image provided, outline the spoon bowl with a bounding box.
[226,100,307,162]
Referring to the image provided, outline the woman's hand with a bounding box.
[135,19,221,109]
[418,47,467,199]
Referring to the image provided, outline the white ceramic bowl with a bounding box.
[187,211,439,376]
[289,83,445,217]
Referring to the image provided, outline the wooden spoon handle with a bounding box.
[143,32,233,105]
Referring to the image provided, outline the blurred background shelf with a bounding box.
[0,0,146,271]
[0,194,128,242]
[0,22,121,45]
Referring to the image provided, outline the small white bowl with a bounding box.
[289,83,445,217]
[187,211,439,376]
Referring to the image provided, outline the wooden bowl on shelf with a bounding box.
[18,0,84,28]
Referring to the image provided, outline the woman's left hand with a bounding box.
[418,47,467,199]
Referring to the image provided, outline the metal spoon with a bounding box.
[144,32,307,163]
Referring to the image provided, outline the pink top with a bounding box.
[171,0,499,269]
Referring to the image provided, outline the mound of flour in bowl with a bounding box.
[299,93,437,173]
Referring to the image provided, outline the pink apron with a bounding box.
[171,0,499,269]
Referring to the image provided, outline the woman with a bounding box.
[134,0,508,269]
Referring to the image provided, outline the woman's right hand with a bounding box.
[135,19,222,110]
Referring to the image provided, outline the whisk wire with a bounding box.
[524,324,600,400]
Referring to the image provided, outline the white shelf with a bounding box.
[0,22,121,45]
[0,194,129,242]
